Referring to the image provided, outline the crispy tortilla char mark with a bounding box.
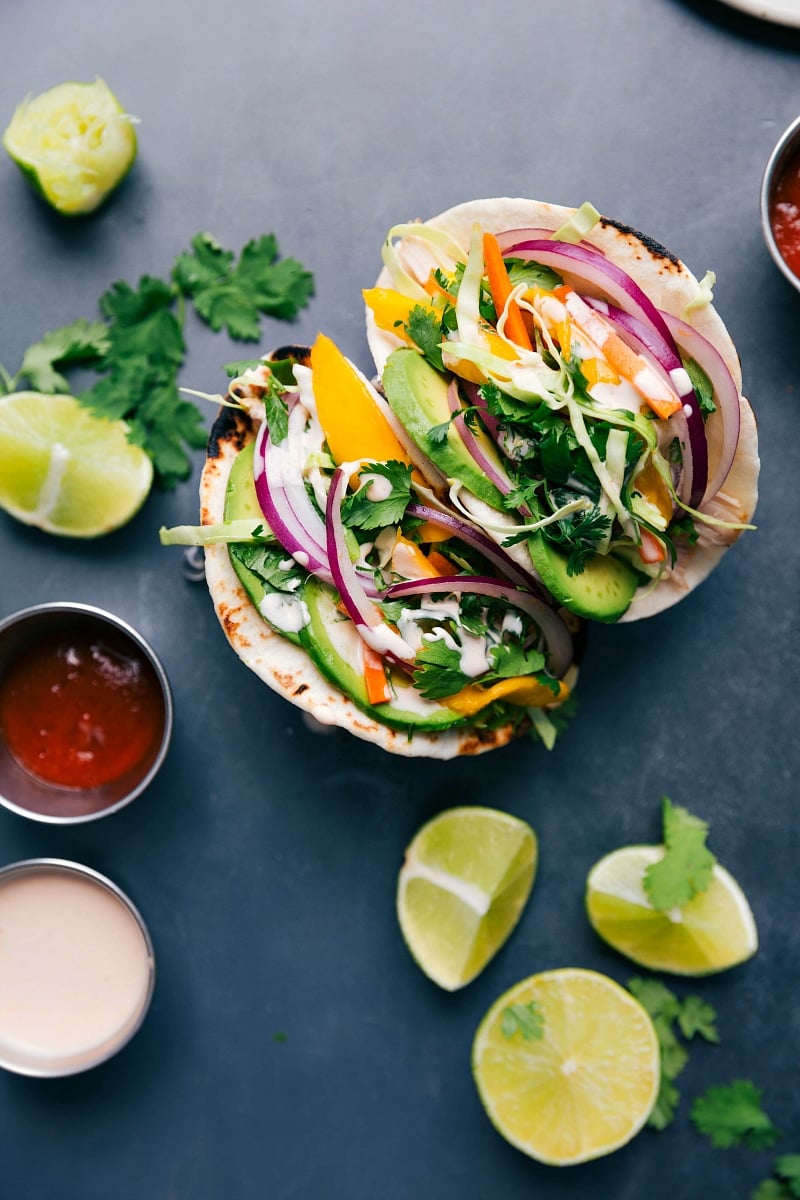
[598,217,683,273]
[207,405,254,462]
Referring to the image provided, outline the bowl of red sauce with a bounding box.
[761,114,800,294]
[0,602,172,823]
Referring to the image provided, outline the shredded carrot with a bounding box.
[639,528,666,564]
[482,231,533,351]
[552,285,681,419]
[363,644,392,705]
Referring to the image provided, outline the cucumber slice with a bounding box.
[529,533,639,622]
[2,78,137,215]
[300,577,467,733]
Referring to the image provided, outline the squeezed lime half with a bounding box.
[2,78,137,215]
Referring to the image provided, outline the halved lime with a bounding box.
[472,967,660,1166]
[586,845,758,975]
[396,806,537,991]
[2,78,137,215]
[0,391,153,537]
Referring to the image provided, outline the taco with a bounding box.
[198,341,581,760]
[364,198,759,622]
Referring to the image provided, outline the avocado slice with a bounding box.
[382,348,507,510]
[528,533,639,622]
[299,577,467,733]
[224,441,303,646]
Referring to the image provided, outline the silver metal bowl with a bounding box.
[760,113,800,295]
[0,602,172,823]
[0,858,155,1076]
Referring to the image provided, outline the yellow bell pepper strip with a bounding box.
[391,535,445,580]
[363,643,392,705]
[362,288,440,339]
[632,459,674,524]
[441,675,569,716]
[482,231,533,351]
[552,285,682,419]
[309,333,412,467]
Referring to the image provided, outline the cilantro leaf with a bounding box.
[412,639,471,700]
[690,1080,780,1151]
[644,797,716,911]
[340,461,413,531]
[174,233,314,340]
[404,305,445,371]
[232,543,305,592]
[753,1181,794,1200]
[16,319,109,393]
[683,354,716,418]
[263,375,289,445]
[223,358,265,378]
[501,1002,545,1042]
[677,995,719,1044]
[774,1156,800,1198]
[627,977,719,1131]
[488,642,546,679]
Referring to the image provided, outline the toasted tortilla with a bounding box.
[200,380,528,759]
[367,198,759,622]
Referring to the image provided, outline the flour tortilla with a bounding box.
[367,198,759,622]
[200,382,531,759]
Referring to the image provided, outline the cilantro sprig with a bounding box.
[627,977,719,1131]
[690,1080,780,1151]
[0,232,314,489]
[340,461,414,531]
[501,1002,545,1042]
[645,796,717,911]
[753,1155,800,1199]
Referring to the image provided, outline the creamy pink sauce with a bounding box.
[0,868,153,1074]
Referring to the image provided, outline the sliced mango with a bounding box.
[363,288,440,338]
[309,332,411,467]
[441,675,569,716]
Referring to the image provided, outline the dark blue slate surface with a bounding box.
[1,1,799,1196]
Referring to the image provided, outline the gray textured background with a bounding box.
[1,1,799,1196]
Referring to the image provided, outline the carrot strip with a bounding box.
[363,644,392,705]
[639,528,666,564]
[552,285,681,419]
[482,232,533,351]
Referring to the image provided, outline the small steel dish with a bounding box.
[0,858,155,1077]
[0,602,172,824]
[760,113,800,294]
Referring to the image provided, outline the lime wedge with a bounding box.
[586,845,758,975]
[0,392,153,537]
[472,968,660,1166]
[2,78,137,215]
[396,806,537,991]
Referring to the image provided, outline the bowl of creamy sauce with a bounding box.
[0,859,155,1076]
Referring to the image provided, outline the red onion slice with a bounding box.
[406,502,547,595]
[326,465,415,663]
[385,575,574,680]
[495,237,677,354]
[660,312,741,504]
[583,298,708,508]
[446,379,518,502]
[253,421,333,581]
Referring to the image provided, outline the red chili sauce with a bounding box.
[0,625,164,790]
[770,144,800,280]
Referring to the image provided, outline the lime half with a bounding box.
[3,78,137,215]
[0,391,153,537]
[473,968,660,1166]
[397,806,537,991]
[586,844,758,975]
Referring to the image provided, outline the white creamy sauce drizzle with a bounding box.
[588,379,644,413]
[670,367,692,396]
[259,593,310,633]
[363,473,394,502]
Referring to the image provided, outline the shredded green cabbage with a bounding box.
[681,270,716,318]
[158,520,275,546]
[552,202,601,244]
